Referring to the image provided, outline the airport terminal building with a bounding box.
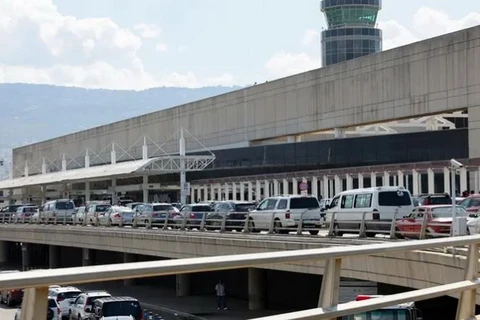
[1,25,480,204]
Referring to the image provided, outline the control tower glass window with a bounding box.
[325,6,379,28]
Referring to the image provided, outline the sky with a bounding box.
[0,0,479,90]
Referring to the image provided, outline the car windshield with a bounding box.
[289,198,320,209]
[56,202,74,210]
[423,196,451,205]
[191,206,213,212]
[58,291,81,300]
[431,207,468,218]
[344,309,411,320]
[86,296,110,306]
[102,301,142,318]
[153,205,174,211]
[378,191,412,206]
[234,203,256,212]
[24,207,37,213]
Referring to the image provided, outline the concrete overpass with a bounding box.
[0,224,476,305]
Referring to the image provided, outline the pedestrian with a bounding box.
[215,280,227,310]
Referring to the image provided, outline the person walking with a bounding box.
[215,280,227,310]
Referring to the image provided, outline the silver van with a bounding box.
[43,199,76,223]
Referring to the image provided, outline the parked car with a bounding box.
[0,204,35,221]
[68,290,111,320]
[206,201,256,231]
[85,202,111,225]
[48,286,82,319]
[249,195,322,235]
[43,199,76,223]
[0,270,22,306]
[90,296,142,320]
[173,204,214,228]
[132,203,179,226]
[15,296,62,320]
[325,187,414,237]
[12,205,38,223]
[412,193,452,206]
[395,205,469,238]
[98,206,135,226]
[458,195,480,214]
[73,206,87,224]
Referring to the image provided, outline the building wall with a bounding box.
[12,25,480,177]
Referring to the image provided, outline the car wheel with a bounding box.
[248,218,257,233]
[273,220,285,234]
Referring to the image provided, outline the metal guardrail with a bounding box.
[0,210,462,240]
[6,235,480,320]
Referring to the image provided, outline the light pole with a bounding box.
[450,159,463,236]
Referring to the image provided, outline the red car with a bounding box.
[0,270,22,306]
[395,205,468,238]
[458,195,480,214]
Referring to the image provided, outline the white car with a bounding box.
[97,206,135,226]
[48,286,82,318]
[14,296,62,320]
[467,215,480,234]
[68,291,111,320]
[248,195,322,235]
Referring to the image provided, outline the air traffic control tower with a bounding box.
[321,0,382,66]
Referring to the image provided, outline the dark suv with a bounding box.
[90,297,142,320]
[413,194,452,206]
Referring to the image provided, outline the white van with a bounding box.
[325,187,414,237]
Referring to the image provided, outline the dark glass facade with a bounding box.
[148,129,469,184]
[321,0,382,66]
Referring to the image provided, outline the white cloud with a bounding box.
[380,7,480,50]
[134,23,162,39]
[302,29,320,46]
[0,0,230,89]
[265,51,321,78]
[155,43,168,52]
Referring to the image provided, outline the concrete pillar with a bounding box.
[283,179,289,195]
[82,248,93,266]
[123,253,137,286]
[427,168,435,194]
[312,177,318,198]
[418,173,423,194]
[111,178,118,205]
[443,168,451,195]
[264,180,270,198]
[329,179,334,198]
[323,176,329,198]
[240,182,245,201]
[383,172,390,187]
[346,175,353,190]
[247,182,253,201]
[232,183,237,201]
[203,185,208,201]
[41,186,46,205]
[397,171,404,187]
[460,168,468,194]
[0,241,7,266]
[22,243,31,271]
[210,184,215,201]
[412,170,419,196]
[142,176,149,203]
[273,180,279,196]
[85,181,91,203]
[292,178,298,195]
[475,170,480,194]
[334,175,342,195]
[248,268,266,311]
[358,174,364,189]
[224,183,229,201]
[255,180,261,201]
[48,245,60,269]
[176,274,191,297]
[371,173,377,187]
[216,184,222,201]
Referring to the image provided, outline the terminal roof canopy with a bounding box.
[0,155,215,190]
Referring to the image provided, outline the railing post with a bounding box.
[220,214,228,233]
[147,213,152,229]
[389,211,398,239]
[243,211,251,233]
[327,212,337,237]
[133,216,138,229]
[119,214,123,228]
[296,210,306,235]
[162,215,169,230]
[199,213,207,232]
[83,211,87,226]
[106,214,111,227]
[53,213,57,225]
[21,213,26,224]
[419,213,428,240]
[63,212,67,225]
[359,212,367,238]
[181,213,188,231]
[20,286,49,320]
[456,243,480,320]
[268,212,276,234]
[318,258,342,320]
[8,212,12,224]
[1,212,5,224]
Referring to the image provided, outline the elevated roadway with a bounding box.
[0,224,475,303]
